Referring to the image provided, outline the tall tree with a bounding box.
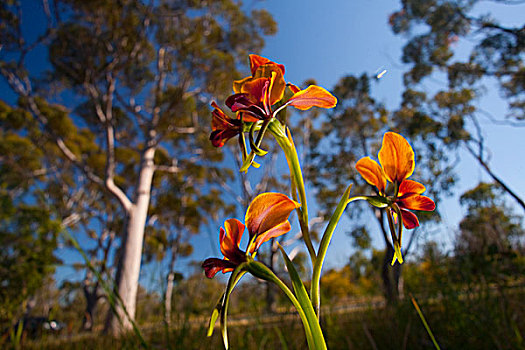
[0,0,276,333]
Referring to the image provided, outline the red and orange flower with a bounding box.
[355,132,435,264]
[227,54,338,121]
[209,55,338,148]
[202,192,300,278]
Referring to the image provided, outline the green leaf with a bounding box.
[311,184,352,315]
[207,295,223,337]
[278,245,327,350]
[207,269,246,338]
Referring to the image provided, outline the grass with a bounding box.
[22,287,525,350]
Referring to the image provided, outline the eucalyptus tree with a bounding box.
[0,0,276,333]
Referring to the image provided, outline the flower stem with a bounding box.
[268,120,316,263]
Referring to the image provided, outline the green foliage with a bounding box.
[0,194,60,326]
[456,182,525,282]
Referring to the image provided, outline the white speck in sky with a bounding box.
[375,69,387,79]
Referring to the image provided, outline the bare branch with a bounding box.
[477,108,525,127]
[151,46,167,131]
[154,164,180,174]
[209,166,244,206]
[62,213,81,228]
[464,142,525,212]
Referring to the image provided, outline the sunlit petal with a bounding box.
[286,85,338,111]
[245,192,300,242]
[233,76,252,94]
[220,219,246,262]
[378,132,415,184]
[237,112,260,123]
[356,157,387,193]
[249,54,285,76]
[242,78,268,103]
[398,194,436,212]
[287,83,301,94]
[398,179,426,197]
[251,221,291,253]
[252,65,285,105]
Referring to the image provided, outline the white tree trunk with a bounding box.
[108,146,155,334]
[164,271,175,326]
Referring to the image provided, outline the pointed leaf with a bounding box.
[311,184,352,314]
[207,297,222,337]
[278,244,327,350]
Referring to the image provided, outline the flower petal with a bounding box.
[210,102,242,147]
[398,179,426,197]
[398,194,436,212]
[378,132,415,184]
[258,66,286,106]
[202,258,237,278]
[286,85,337,111]
[245,192,300,243]
[249,54,285,76]
[210,129,239,147]
[251,221,292,253]
[355,157,387,193]
[400,209,419,229]
[220,219,246,263]
[237,112,260,123]
[225,93,265,120]
[287,83,301,94]
[233,76,252,94]
[241,77,268,104]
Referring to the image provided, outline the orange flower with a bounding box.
[209,101,243,147]
[355,132,435,264]
[225,55,337,121]
[203,192,300,278]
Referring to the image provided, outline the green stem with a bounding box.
[268,120,316,264]
[311,189,359,316]
[410,294,442,350]
[220,266,247,349]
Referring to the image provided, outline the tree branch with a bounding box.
[464,141,525,212]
